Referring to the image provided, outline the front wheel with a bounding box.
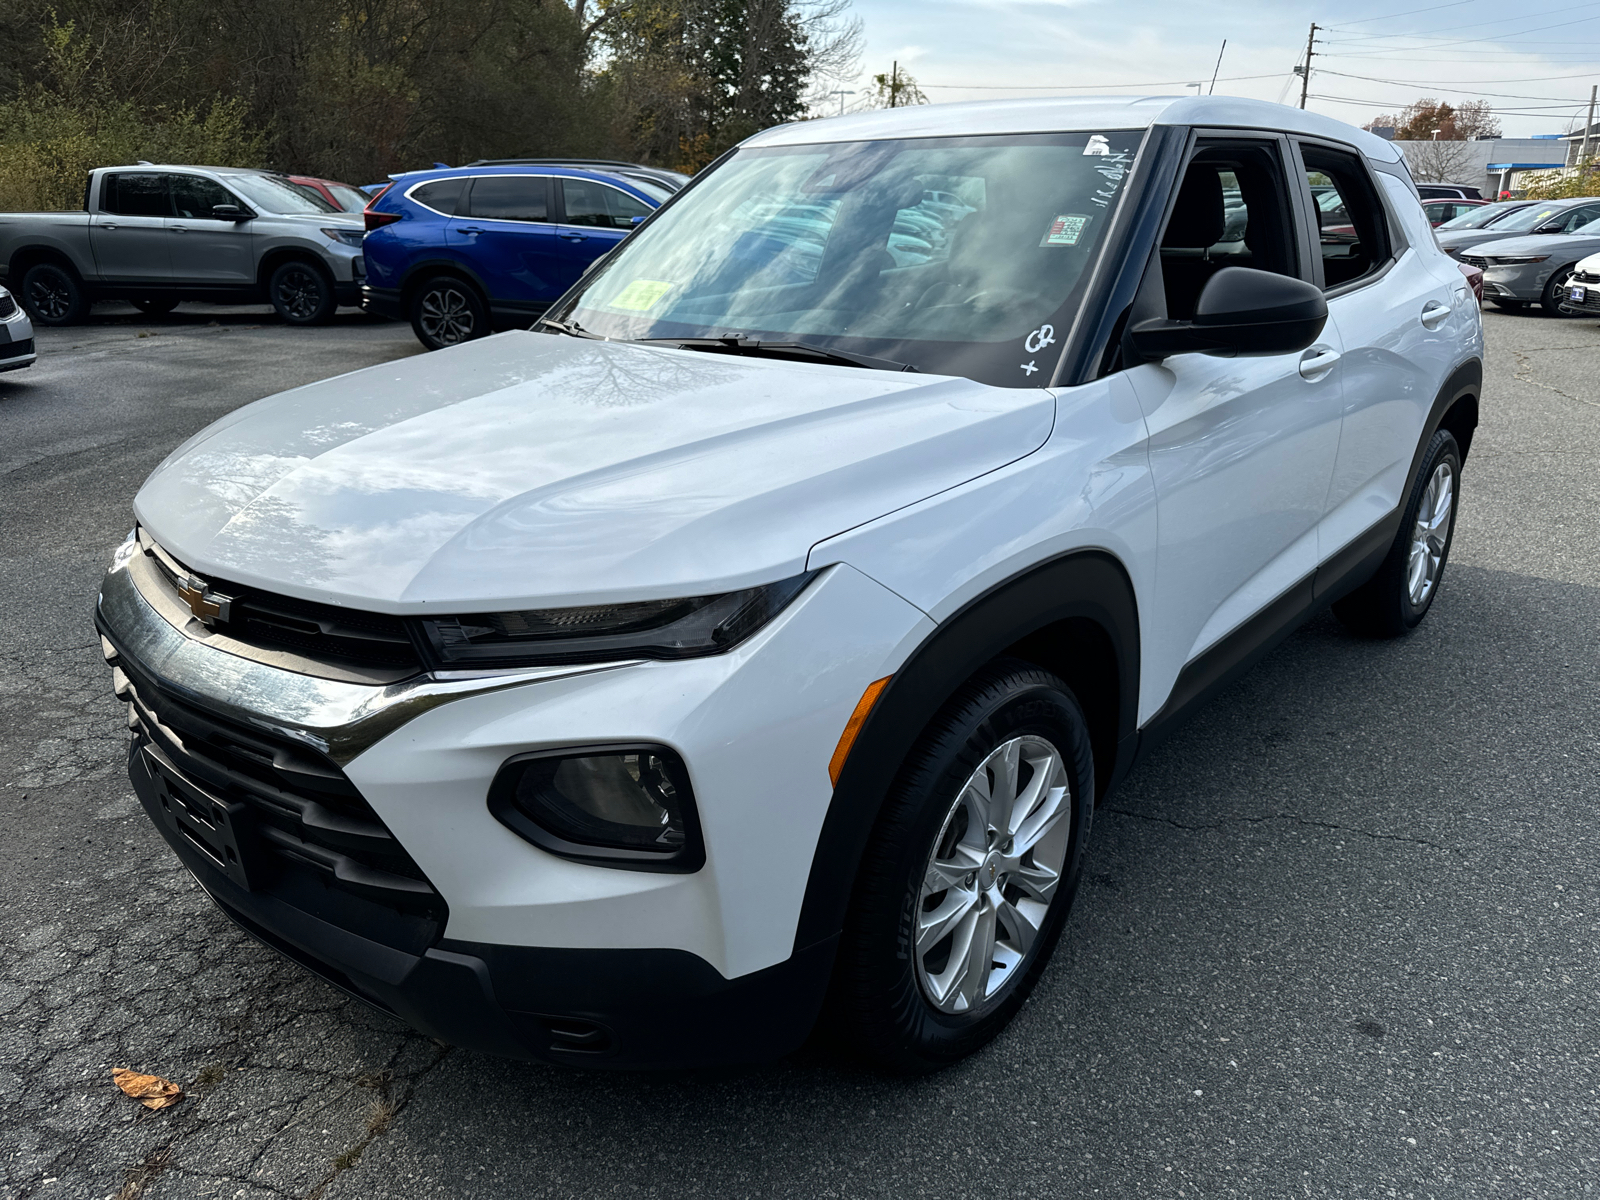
[408,276,488,351]
[268,260,336,325]
[832,659,1095,1072]
[1333,429,1461,637]
[21,262,87,325]
[1541,263,1581,316]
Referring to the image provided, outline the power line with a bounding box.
[1322,0,1480,30]
[1327,0,1600,42]
[1318,69,1596,101]
[1311,91,1588,112]
[914,73,1287,91]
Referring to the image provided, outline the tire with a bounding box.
[20,262,87,325]
[832,658,1095,1073]
[1540,263,1581,316]
[1333,428,1461,638]
[131,297,178,316]
[408,275,488,351]
[268,260,336,325]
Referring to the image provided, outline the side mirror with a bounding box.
[1533,223,1563,235]
[1129,267,1328,360]
[630,215,647,226]
[212,204,248,222]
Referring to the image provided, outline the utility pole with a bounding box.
[890,61,901,108]
[1209,39,1227,95]
[1298,23,1318,110]
[1581,84,1597,167]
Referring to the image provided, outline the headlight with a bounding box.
[488,745,702,870]
[321,227,364,248]
[421,570,818,667]
[1485,254,1548,265]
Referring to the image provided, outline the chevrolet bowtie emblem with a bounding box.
[176,575,232,625]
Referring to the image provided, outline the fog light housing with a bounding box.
[488,745,703,872]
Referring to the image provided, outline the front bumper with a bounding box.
[96,537,929,1066]
[1477,262,1556,301]
[1,304,35,371]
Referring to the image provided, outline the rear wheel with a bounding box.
[832,659,1095,1072]
[131,297,178,317]
[21,262,87,325]
[1541,263,1581,316]
[1333,429,1461,637]
[409,275,488,351]
[268,260,336,325]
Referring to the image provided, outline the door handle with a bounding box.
[458,226,483,235]
[1298,346,1341,380]
[101,222,118,230]
[169,225,187,233]
[1420,300,1451,328]
[559,231,589,241]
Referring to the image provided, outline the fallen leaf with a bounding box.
[112,1068,183,1110]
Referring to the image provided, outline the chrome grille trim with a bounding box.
[98,537,642,766]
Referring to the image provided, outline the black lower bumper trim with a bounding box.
[130,745,836,1068]
[360,286,404,321]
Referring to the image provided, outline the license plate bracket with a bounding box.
[145,750,261,890]
[1571,286,1588,303]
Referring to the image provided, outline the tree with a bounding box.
[1369,97,1501,141]
[1405,138,1473,184]
[860,62,927,108]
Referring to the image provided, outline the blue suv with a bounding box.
[361,163,670,350]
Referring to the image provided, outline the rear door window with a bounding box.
[465,176,550,222]
[170,175,237,219]
[102,173,172,217]
[409,178,468,216]
[1298,145,1392,291]
[560,180,653,229]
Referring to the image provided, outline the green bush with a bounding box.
[1518,165,1600,201]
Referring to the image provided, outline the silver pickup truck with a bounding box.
[0,165,366,326]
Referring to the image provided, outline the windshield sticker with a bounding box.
[609,279,676,311]
[1084,135,1110,156]
[1041,214,1090,246]
[1088,144,1134,209]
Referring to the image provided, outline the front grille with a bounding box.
[137,528,424,676]
[1,338,33,359]
[0,292,16,318]
[109,635,447,943]
[1572,270,1600,284]
[1459,255,1488,269]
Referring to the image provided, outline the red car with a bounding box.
[1422,198,1489,227]
[288,175,372,213]
[1457,259,1484,304]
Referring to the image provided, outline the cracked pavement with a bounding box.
[2,303,1597,1199]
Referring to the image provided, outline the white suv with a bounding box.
[98,97,1482,1072]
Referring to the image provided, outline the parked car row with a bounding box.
[1434,196,1600,314]
[0,159,681,348]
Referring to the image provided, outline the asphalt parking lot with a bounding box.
[1,300,1597,1200]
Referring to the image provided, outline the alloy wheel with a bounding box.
[274,267,323,320]
[419,286,476,344]
[914,734,1072,1015]
[27,274,70,321]
[1406,461,1454,607]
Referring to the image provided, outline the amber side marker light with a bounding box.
[829,676,892,787]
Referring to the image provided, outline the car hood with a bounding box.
[1577,250,1600,273]
[134,332,1055,611]
[264,211,363,228]
[1467,232,1600,259]
[1436,227,1537,252]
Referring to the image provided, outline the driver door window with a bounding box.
[1128,138,1343,705]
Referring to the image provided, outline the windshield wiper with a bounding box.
[538,316,600,339]
[641,336,918,373]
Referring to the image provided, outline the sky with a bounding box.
[820,0,1600,139]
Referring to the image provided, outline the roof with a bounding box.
[745,96,1402,163]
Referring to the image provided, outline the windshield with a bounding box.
[224,174,339,215]
[548,131,1143,386]
[327,182,371,211]
[1480,203,1566,234]
[1437,203,1519,231]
